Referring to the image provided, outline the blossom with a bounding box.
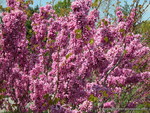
[0,0,149,112]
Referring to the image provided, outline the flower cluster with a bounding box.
[0,0,149,112]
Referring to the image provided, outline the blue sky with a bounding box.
[29,0,55,7]
[1,0,150,20]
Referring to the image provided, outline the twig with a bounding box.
[53,47,60,99]
[103,37,127,86]
[96,0,102,10]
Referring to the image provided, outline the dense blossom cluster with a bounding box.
[6,0,29,10]
[0,0,149,113]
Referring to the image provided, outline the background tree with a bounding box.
[53,0,71,16]
[25,5,39,39]
[136,20,150,47]
[92,0,149,22]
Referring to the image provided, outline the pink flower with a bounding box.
[103,101,115,108]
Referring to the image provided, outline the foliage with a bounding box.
[135,20,150,47]
[53,0,71,16]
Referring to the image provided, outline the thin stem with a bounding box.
[103,36,127,86]
[53,47,60,99]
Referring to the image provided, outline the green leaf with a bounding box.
[43,37,47,42]
[48,99,53,105]
[75,29,82,39]
[119,28,125,32]
[75,29,82,34]
[102,19,108,26]
[88,94,98,102]
[0,95,4,100]
[89,39,95,45]
[100,90,108,97]
[123,50,128,55]
[48,97,60,105]
[136,104,145,108]
[53,98,60,105]
[104,37,109,42]
[42,103,47,107]
[104,21,108,26]
[44,52,49,56]
[43,94,50,99]
[86,25,91,31]
[103,91,108,97]
[66,53,73,59]
[0,88,6,93]
[0,5,3,10]
[143,102,150,108]
[91,0,99,8]
[28,91,32,94]
[5,7,11,12]
[76,34,81,39]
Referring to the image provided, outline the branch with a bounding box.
[103,38,127,86]
[53,47,60,99]
[96,0,102,10]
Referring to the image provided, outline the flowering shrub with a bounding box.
[0,0,149,113]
